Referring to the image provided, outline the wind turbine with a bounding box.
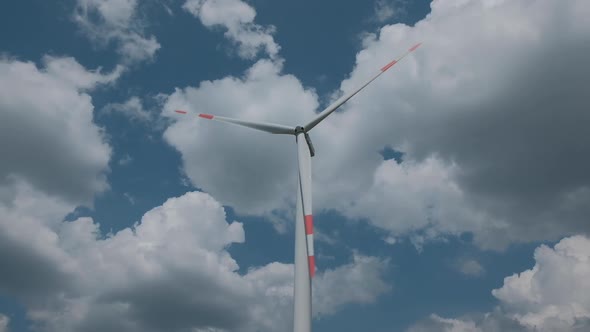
[175,42,421,332]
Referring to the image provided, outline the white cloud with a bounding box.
[456,259,485,277]
[492,235,590,331]
[407,311,524,332]
[165,0,590,249]
[314,228,339,246]
[183,0,280,59]
[372,0,407,23]
[0,188,390,331]
[0,179,79,299]
[42,55,123,89]
[408,235,590,332]
[0,56,116,205]
[0,314,9,332]
[243,253,391,330]
[321,0,590,248]
[123,192,136,204]
[102,96,153,122]
[74,0,161,64]
[163,59,317,219]
[337,157,497,245]
[314,253,391,316]
[407,314,483,332]
[118,154,133,165]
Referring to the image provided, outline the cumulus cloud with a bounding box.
[0,179,80,300]
[372,0,408,23]
[102,96,153,122]
[456,258,485,277]
[74,0,161,64]
[492,235,590,330]
[0,56,117,205]
[407,311,529,332]
[242,252,390,331]
[408,235,590,331]
[165,0,590,249]
[322,0,590,248]
[42,55,124,88]
[0,189,390,332]
[163,59,317,218]
[183,0,280,59]
[0,314,9,332]
[314,254,391,316]
[338,157,494,245]
[407,314,483,332]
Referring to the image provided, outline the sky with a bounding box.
[1,0,590,331]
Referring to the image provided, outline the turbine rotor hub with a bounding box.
[294,126,305,134]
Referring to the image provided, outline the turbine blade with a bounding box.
[297,134,315,278]
[304,42,422,132]
[175,110,296,135]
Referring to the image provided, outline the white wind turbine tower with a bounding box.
[175,43,421,332]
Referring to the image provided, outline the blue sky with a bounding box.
[1,0,590,331]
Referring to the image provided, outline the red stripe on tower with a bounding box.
[175,110,187,114]
[308,256,315,278]
[409,43,422,52]
[380,60,397,72]
[304,215,313,235]
[199,113,214,119]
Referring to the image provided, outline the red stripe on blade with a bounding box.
[175,110,187,114]
[198,113,214,119]
[409,43,422,52]
[304,215,313,235]
[308,256,315,278]
[380,60,397,72]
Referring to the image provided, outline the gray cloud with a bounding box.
[164,59,317,219]
[0,180,81,308]
[314,253,391,316]
[102,96,153,123]
[408,235,590,332]
[456,258,485,277]
[328,0,590,249]
[371,0,408,23]
[183,0,280,59]
[411,40,590,245]
[0,189,390,332]
[74,0,161,64]
[164,0,590,249]
[0,314,8,332]
[492,235,590,330]
[0,56,115,205]
[407,311,524,332]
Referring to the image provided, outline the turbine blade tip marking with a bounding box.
[174,110,187,114]
[308,256,315,278]
[380,60,397,72]
[409,43,422,52]
[198,113,214,119]
[304,215,314,235]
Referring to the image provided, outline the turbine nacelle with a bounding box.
[294,126,315,157]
